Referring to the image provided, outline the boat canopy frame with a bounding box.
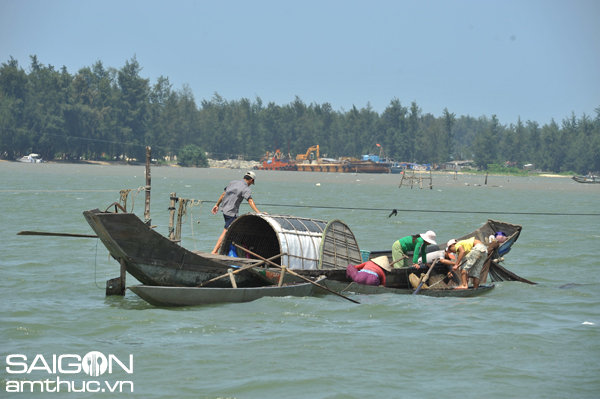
[221,214,362,270]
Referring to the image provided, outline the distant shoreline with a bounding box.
[0,158,572,178]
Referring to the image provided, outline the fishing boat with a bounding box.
[128,278,323,307]
[84,195,532,293]
[18,153,44,163]
[252,219,534,291]
[83,209,361,288]
[571,175,599,184]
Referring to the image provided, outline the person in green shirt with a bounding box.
[391,231,437,269]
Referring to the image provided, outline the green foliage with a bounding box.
[486,164,529,176]
[0,55,599,175]
[178,144,208,167]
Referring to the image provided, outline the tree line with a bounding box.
[1,55,599,174]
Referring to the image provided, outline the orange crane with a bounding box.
[296,145,319,162]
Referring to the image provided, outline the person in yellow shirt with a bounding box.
[446,237,488,289]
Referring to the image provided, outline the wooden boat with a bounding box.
[83,209,264,287]
[128,278,323,307]
[572,175,600,184]
[84,198,532,291]
[83,209,361,288]
[316,280,495,297]
[252,219,534,291]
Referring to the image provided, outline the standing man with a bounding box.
[446,237,488,289]
[211,171,265,254]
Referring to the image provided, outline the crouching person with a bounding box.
[446,238,488,289]
[346,256,391,286]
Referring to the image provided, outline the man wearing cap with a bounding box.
[211,171,265,254]
[346,256,392,286]
[446,237,487,289]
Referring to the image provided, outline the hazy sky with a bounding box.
[1,0,598,125]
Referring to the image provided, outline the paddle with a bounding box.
[233,243,360,304]
[412,259,438,295]
[388,254,408,268]
[196,253,286,287]
[17,231,98,238]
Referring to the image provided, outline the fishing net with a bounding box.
[481,242,536,285]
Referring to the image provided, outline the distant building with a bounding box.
[444,160,473,171]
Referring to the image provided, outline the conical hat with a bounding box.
[371,256,391,272]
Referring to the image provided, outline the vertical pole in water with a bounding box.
[105,258,127,296]
[168,192,177,241]
[119,258,126,295]
[430,169,433,190]
[144,146,151,224]
[399,169,405,187]
[485,172,488,186]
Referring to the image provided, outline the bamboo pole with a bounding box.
[144,146,151,224]
[228,269,237,288]
[196,253,285,287]
[168,192,177,241]
[413,259,438,295]
[399,168,405,187]
[278,265,287,287]
[233,243,360,304]
[430,169,433,190]
[17,231,97,238]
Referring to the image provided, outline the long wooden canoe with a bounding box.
[128,278,323,307]
[316,279,494,297]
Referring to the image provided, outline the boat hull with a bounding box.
[317,280,495,297]
[295,163,348,172]
[128,280,318,306]
[572,175,600,184]
[346,161,391,173]
[83,209,262,287]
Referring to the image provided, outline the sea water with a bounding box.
[1,163,598,398]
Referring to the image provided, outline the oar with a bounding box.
[233,243,360,304]
[388,254,408,268]
[412,259,438,295]
[17,231,98,238]
[196,253,286,287]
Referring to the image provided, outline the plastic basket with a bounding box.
[360,250,371,263]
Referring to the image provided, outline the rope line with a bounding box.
[92,239,103,290]
[238,202,600,217]
[195,200,599,217]
[189,200,203,251]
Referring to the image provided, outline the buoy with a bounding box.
[316,183,321,186]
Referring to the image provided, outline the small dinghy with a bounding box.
[128,278,324,307]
